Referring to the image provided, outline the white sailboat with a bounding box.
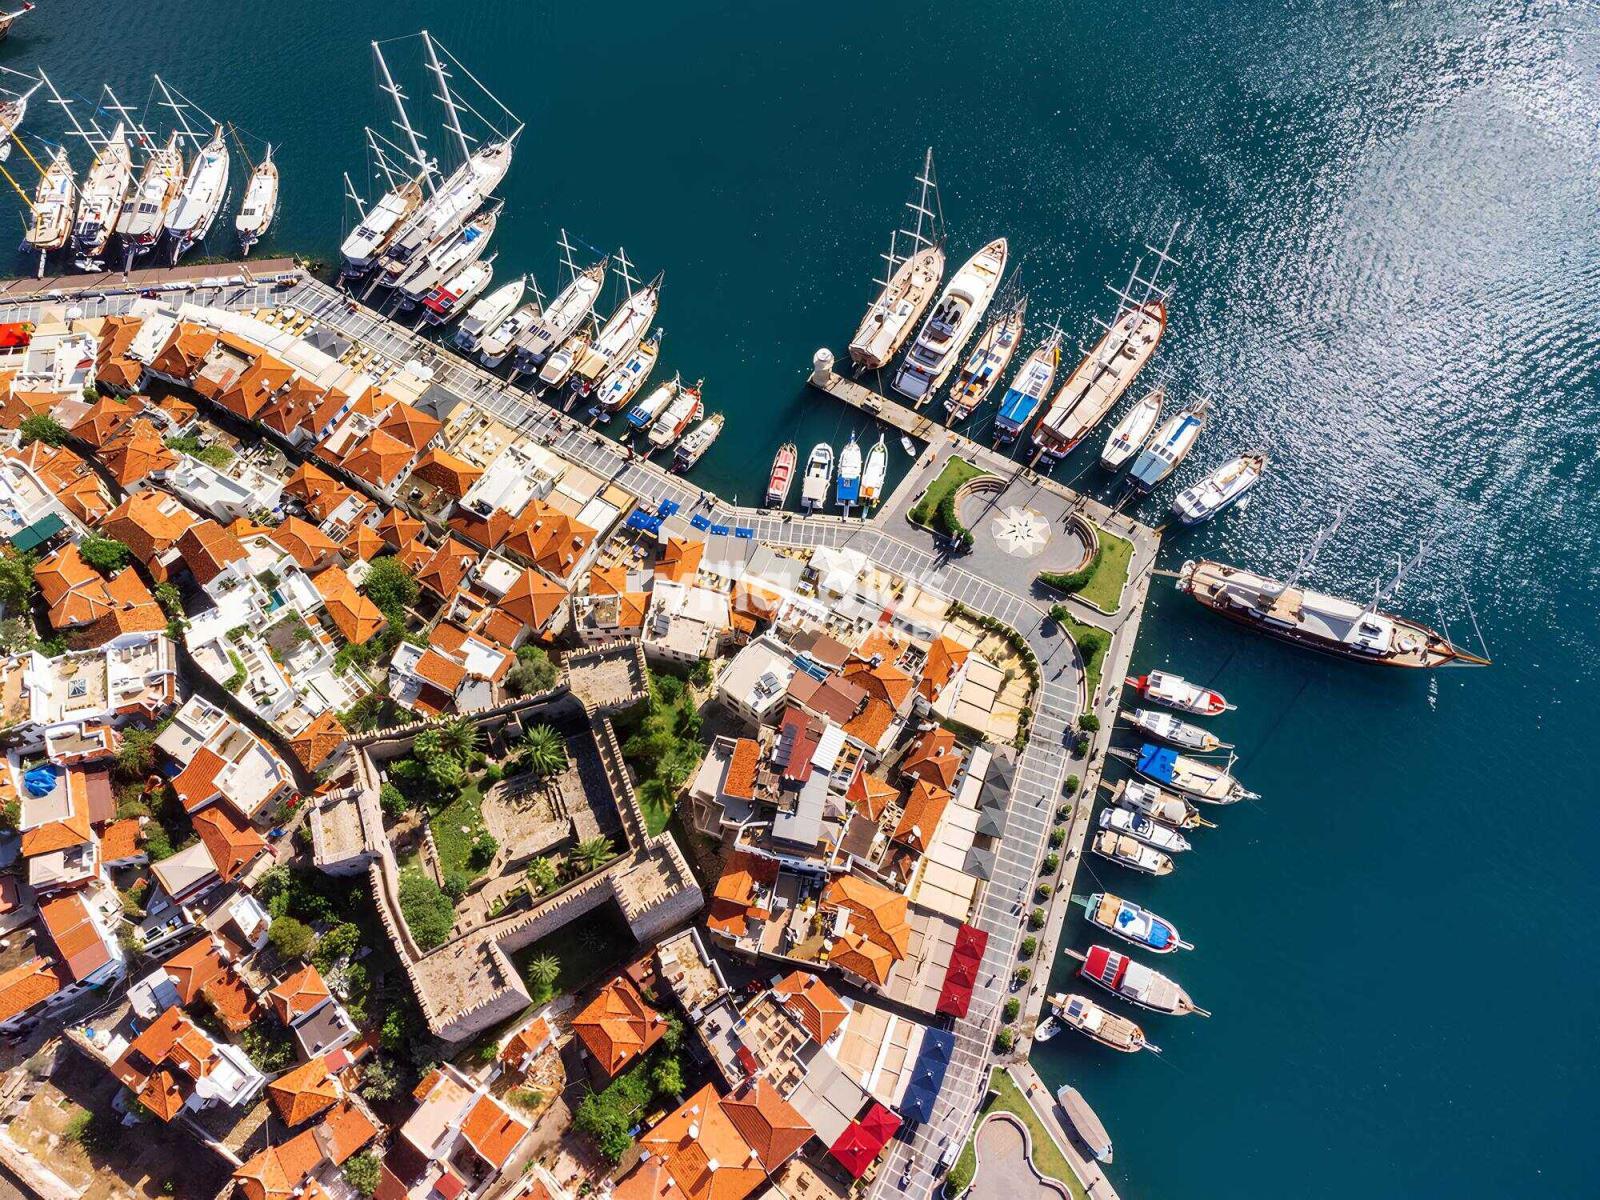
[893,237,1009,405]
[860,435,888,505]
[164,124,230,263]
[595,329,661,415]
[1099,805,1191,854]
[116,131,185,258]
[420,256,495,326]
[1128,399,1208,493]
[235,145,279,252]
[945,296,1025,422]
[1100,386,1163,470]
[511,233,606,373]
[72,122,134,263]
[626,377,677,434]
[478,295,543,369]
[340,133,426,278]
[538,326,591,390]
[454,275,525,352]
[572,261,661,397]
[648,381,704,450]
[0,76,39,162]
[848,148,945,371]
[394,203,498,306]
[25,145,76,260]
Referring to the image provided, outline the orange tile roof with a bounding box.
[842,660,915,712]
[100,491,196,575]
[319,1098,379,1164]
[901,727,963,790]
[193,805,268,882]
[269,963,333,1024]
[589,564,627,596]
[918,635,971,702]
[95,314,143,365]
[415,537,476,599]
[112,1005,227,1122]
[500,1016,552,1069]
[498,567,567,633]
[12,442,110,524]
[573,976,666,1077]
[853,627,905,665]
[288,711,347,773]
[34,543,106,627]
[217,354,293,421]
[723,739,761,801]
[504,499,595,580]
[233,1127,325,1200]
[615,1156,690,1200]
[772,971,848,1045]
[284,461,340,505]
[149,323,217,381]
[19,790,91,858]
[640,1084,766,1200]
[893,779,952,852]
[267,1058,341,1127]
[39,893,111,981]
[720,1077,812,1171]
[410,447,482,498]
[0,956,63,1025]
[706,851,777,940]
[460,1093,529,1170]
[266,516,341,569]
[178,520,248,586]
[156,393,197,425]
[840,698,896,749]
[342,428,414,489]
[341,522,385,563]
[374,507,424,551]
[377,402,442,453]
[654,537,704,583]
[821,874,910,962]
[412,648,467,694]
[313,565,387,643]
[448,504,514,549]
[846,771,897,822]
[827,928,895,987]
[70,395,138,447]
[98,817,143,863]
[170,745,226,814]
[97,355,144,392]
[259,374,327,438]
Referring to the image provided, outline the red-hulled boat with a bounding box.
[1124,669,1232,717]
[766,442,798,507]
[1067,945,1209,1017]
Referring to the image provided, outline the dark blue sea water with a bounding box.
[8,2,1599,1195]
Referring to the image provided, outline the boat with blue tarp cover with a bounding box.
[1125,743,1256,805]
[1077,892,1192,954]
[992,330,1060,443]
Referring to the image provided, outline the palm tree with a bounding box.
[522,724,567,777]
[573,836,613,873]
[526,954,561,1002]
[437,717,480,765]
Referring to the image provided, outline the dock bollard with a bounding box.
[811,348,834,384]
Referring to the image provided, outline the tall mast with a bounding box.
[1275,506,1346,596]
[100,85,139,146]
[373,40,432,191]
[1368,534,1436,614]
[422,29,473,166]
[39,68,95,149]
[152,74,199,150]
[613,246,638,299]
[557,228,581,285]
[902,147,939,252]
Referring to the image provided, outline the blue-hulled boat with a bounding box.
[992,330,1060,443]
[1077,892,1192,954]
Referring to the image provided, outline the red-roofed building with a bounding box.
[572,976,666,1078]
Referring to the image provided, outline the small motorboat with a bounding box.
[1099,806,1191,854]
[1056,1085,1115,1165]
[1032,1015,1060,1042]
[1127,707,1227,752]
[836,433,862,508]
[900,435,918,457]
[674,413,723,472]
[1091,829,1173,875]
[1127,744,1257,805]
[1101,386,1163,470]
[767,442,798,507]
[1124,670,1232,716]
[1067,946,1209,1016]
[1048,993,1156,1055]
[1171,451,1267,525]
[860,434,888,505]
[1077,892,1192,954]
[1112,779,1213,830]
[626,379,676,434]
[800,443,835,511]
[454,274,526,354]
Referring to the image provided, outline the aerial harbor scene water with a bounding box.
[0,2,1593,1199]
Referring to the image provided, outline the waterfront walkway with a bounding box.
[0,263,1154,1200]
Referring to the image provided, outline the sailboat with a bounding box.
[539,326,591,391]
[1112,779,1213,831]
[510,234,606,373]
[24,146,76,261]
[1100,386,1163,470]
[1171,451,1267,524]
[394,204,498,308]
[1032,226,1179,461]
[0,5,35,44]
[674,413,724,472]
[478,296,543,369]
[454,275,525,353]
[1123,670,1231,716]
[848,148,945,372]
[0,77,39,162]
[800,443,834,511]
[1125,743,1256,805]
[340,142,426,278]
[235,145,279,252]
[835,434,863,509]
[860,435,888,505]
[945,296,1025,422]
[420,256,495,326]
[72,123,134,264]
[595,329,661,414]
[164,124,230,263]
[767,443,798,507]
[1091,830,1173,875]
[116,131,185,259]
[893,237,1008,405]
[992,330,1061,444]
[1048,993,1155,1055]
[1128,399,1207,493]
[572,262,661,398]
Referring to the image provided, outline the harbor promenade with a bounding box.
[0,262,1153,1200]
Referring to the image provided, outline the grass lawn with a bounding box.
[1051,611,1110,701]
[986,1069,1089,1200]
[910,456,986,536]
[638,783,673,837]
[429,784,486,880]
[511,904,635,998]
[1077,527,1132,613]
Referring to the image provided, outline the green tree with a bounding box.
[1048,826,1066,848]
[526,857,558,895]
[1077,712,1101,733]
[1002,998,1020,1023]
[661,1012,685,1053]
[1019,936,1038,959]
[312,922,361,970]
[363,555,418,618]
[412,729,465,791]
[343,1152,381,1198]
[651,1056,683,1098]
[1028,908,1046,929]
[0,547,35,611]
[154,582,184,617]
[268,916,315,961]
[574,1091,633,1163]
[435,716,479,764]
[116,727,159,780]
[78,534,131,575]
[506,644,558,696]
[398,872,456,949]
[572,836,613,874]
[379,782,409,819]
[358,1056,399,1102]
[994,1028,1015,1053]
[468,830,499,869]
[522,724,566,777]
[525,954,560,1004]
[1063,774,1080,796]
[18,414,67,447]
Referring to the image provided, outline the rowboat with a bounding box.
[1127,707,1227,752]
[1171,451,1266,524]
[1124,670,1231,716]
[1033,1016,1059,1042]
[1049,992,1155,1055]
[1100,386,1163,470]
[1127,743,1256,805]
[1076,892,1192,954]
[1099,806,1190,854]
[1110,779,1213,830]
[1056,1086,1115,1165]
[1091,829,1172,875]
[1067,945,1209,1016]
